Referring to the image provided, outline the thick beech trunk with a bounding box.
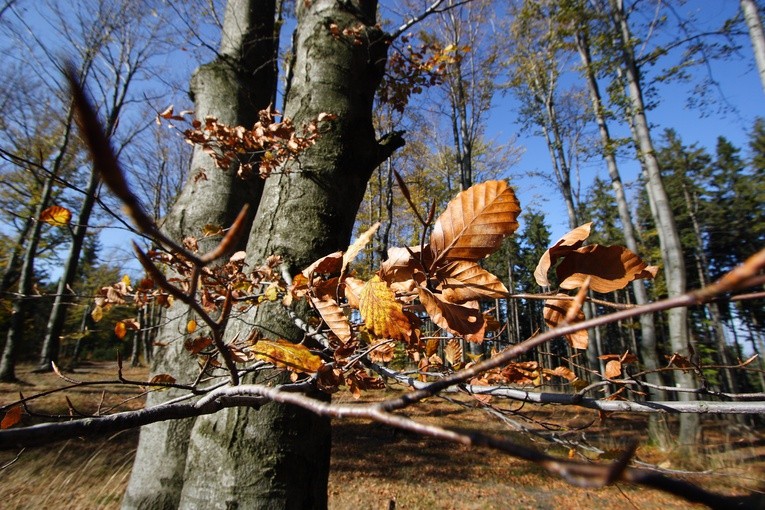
[122,1,277,508]
[124,1,398,508]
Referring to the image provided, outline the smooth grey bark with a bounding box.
[608,0,699,448]
[121,2,278,508]
[178,1,398,507]
[574,26,669,447]
[741,0,765,95]
[0,215,33,295]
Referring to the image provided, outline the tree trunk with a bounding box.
[178,2,397,507]
[741,0,765,95]
[121,2,278,508]
[609,0,699,448]
[574,26,669,447]
[0,167,59,381]
[36,169,100,371]
[0,215,33,295]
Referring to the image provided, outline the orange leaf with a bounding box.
[246,339,323,373]
[534,223,592,287]
[359,275,412,341]
[184,336,213,354]
[114,321,128,340]
[1,405,22,429]
[543,295,588,350]
[436,260,508,303]
[186,319,197,334]
[548,365,577,382]
[418,288,486,343]
[379,245,430,285]
[604,360,622,379]
[557,244,658,293]
[429,180,521,267]
[40,205,72,227]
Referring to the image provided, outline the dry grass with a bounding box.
[1,363,763,509]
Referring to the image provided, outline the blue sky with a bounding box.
[486,1,765,241]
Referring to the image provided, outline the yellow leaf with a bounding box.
[90,305,103,323]
[1,405,22,429]
[40,205,72,227]
[186,319,197,334]
[121,274,131,287]
[246,339,323,373]
[359,275,412,341]
[342,222,380,274]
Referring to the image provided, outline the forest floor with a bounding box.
[0,362,763,509]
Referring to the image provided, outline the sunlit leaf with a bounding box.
[90,305,103,323]
[369,341,394,363]
[604,360,622,379]
[534,223,592,287]
[429,180,521,267]
[343,222,380,274]
[114,321,127,340]
[444,338,463,369]
[359,275,412,341]
[418,288,486,343]
[436,260,508,303]
[40,205,72,227]
[379,245,431,285]
[246,339,323,373]
[121,274,131,287]
[1,405,22,429]
[557,244,658,292]
[548,365,577,382]
[543,295,588,350]
[302,251,343,277]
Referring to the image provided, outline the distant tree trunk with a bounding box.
[741,0,765,95]
[122,0,291,507]
[574,26,669,446]
[36,168,101,371]
[609,0,699,449]
[0,215,33,294]
[0,161,62,381]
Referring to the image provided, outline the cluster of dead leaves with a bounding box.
[159,106,335,179]
[378,38,465,112]
[536,223,658,350]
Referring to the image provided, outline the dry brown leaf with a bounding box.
[311,280,352,343]
[245,339,323,373]
[534,223,592,287]
[543,295,588,350]
[418,288,486,343]
[343,276,365,309]
[444,338,463,368]
[369,341,394,363]
[343,222,380,274]
[548,365,577,381]
[429,180,521,267]
[359,275,412,341]
[184,336,213,354]
[425,338,440,357]
[1,405,22,429]
[379,245,430,285]
[436,261,508,303]
[557,244,658,292]
[302,251,343,277]
[604,360,622,379]
[149,374,177,385]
